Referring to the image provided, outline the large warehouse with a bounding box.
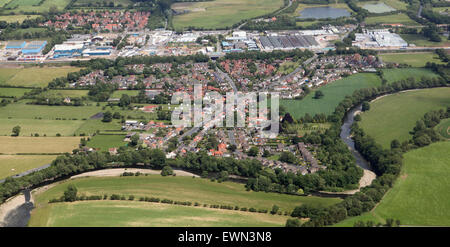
[22,41,47,55]
[53,44,84,58]
[258,35,319,50]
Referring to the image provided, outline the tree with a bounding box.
[119,94,131,107]
[63,184,77,202]
[130,134,140,146]
[362,101,370,111]
[270,205,279,215]
[279,151,296,164]
[314,90,324,99]
[248,146,259,157]
[285,218,302,227]
[161,165,174,176]
[102,111,112,122]
[11,125,21,136]
[390,139,400,149]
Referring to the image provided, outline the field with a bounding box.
[0,14,41,23]
[365,13,418,25]
[358,0,407,12]
[87,134,126,151]
[29,175,341,226]
[3,0,71,13]
[0,87,31,97]
[381,68,441,83]
[435,118,450,139]
[172,0,284,30]
[110,90,140,98]
[283,123,332,137]
[29,200,295,227]
[40,90,89,98]
[334,142,450,226]
[0,155,56,179]
[74,119,122,136]
[401,34,450,47]
[280,73,381,118]
[361,2,395,13]
[72,0,132,7]
[0,118,84,136]
[359,88,450,148]
[379,52,444,67]
[0,66,81,88]
[0,136,80,154]
[295,3,353,13]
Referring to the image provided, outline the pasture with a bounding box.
[29,200,294,227]
[172,0,284,30]
[0,87,31,98]
[334,142,450,226]
[74,119,122,136]
[87,134,126,151]
[3,0,71,13]
[0,66,81,88]
[401,34,450,47]
[0,118,84,136]
[379,52,444,67]
[359,88,450,148]
[0,155,56,179]
[381,68,441,83]
[110,90,140,98]
[280,73,381,118]
[0,136,80,154]
[365,13,417,25]
[40,90,89,98]
[361,2,395,13]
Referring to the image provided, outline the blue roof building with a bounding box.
[6,41,26,49]
[22,41,47,54]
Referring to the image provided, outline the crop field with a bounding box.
[294,3,353,13]
[358,0,407,12]
[381,68,441,83]
[435,118,450,139]
[360,2,395,13]
[0,14,41,23]
[0,66,81,87]
[29,200,295,227]
[379,52,444,67]
[401,34,450,47]
[365,13,418,25]
[0,155,56,179]
[0,87,31,98]
[87,134,126,151]
[334,142,450,226]
[279,73,381,119]
[172,0,284,30]
[359,88,450,148]
[0,136,80,154]
[3,0,71,13]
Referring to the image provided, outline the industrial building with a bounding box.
[6,41,27,49]
[22,41,47,55]
[82,49,112,56]
[53,44,84,58]
[258,35,319,50]
[353,29,408,48]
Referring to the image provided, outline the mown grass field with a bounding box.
[110,90,140,98]
[87,134,126,151]
[379,52,444,67]
[0,118,84,136]
[359,88,450,148]
[295,3,353,13]
[365,13,417,25]
[401,34,450,47]
[0,136,80,154]
[334,142,450,226]
[0,87,31,97]
[280,73,381,118]
[29,200,294,227]
[40,90,89,98]
[0,155,56,179]
[0,66,81,87]
[435,118,450,139]
[381,68,441,83]
[0,14,41,23]
[172,0,284,30]
[358,0,407,12]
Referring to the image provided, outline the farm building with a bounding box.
[6,41,26,49]
[21,41,47,54]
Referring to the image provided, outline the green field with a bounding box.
[358,0,407,12]
[3,0,71,13]
[110,90,140,98]
[0,155,56,179]
[435,118,450,139]
[365,13,417,25]
[382,68,441,83]
[379,53,444,67]
[29,175,341,226]
[87,134,126,151]
[0,14,41,23]
[359,88,450,148]
[401,34,450,47]
[29,200,294,227]
[74,119,122,136]
[0,87,31,97]
[41,90,89,98]
[0,136,80,154]
[0,66,81,87]
[172,0,284,30]
[280,73,381,118]
[334,142,450,226]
